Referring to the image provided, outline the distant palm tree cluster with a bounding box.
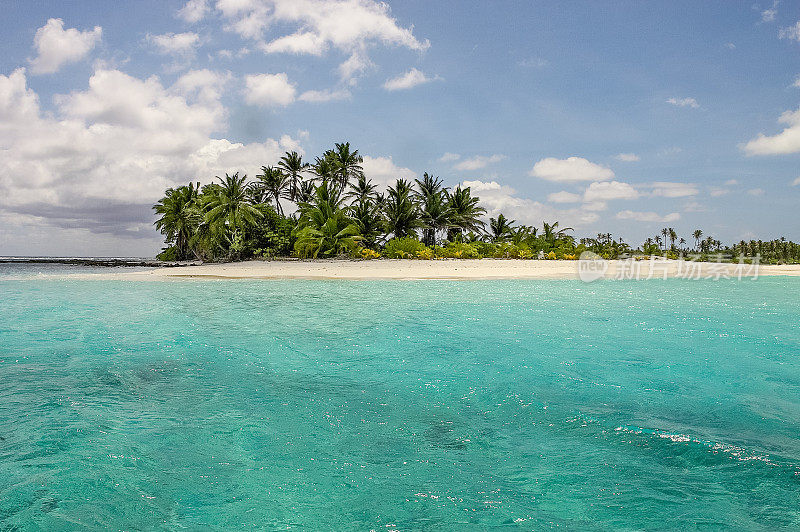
[154,143,800,263]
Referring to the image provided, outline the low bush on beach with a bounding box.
[383,237,429,259]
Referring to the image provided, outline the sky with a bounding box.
[2,0,800,257]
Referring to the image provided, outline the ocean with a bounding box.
[1,266,799,528]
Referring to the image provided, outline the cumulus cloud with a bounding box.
[361,155,416,187]
[646,181,699,198]
[214,0,430,82]
[438,152,460,162]
[383,68,437,91]
[583,181,639,202]
[244,73,296,106]
[178,0,209,22]
[148,32,201,55]
[0,67,301,249]
[529,156,614,183]
[666,97,699,109]
[614,152,640,162]
[29,18,102,74]
[460,179,599,228]
[791,176,800,186]
[742,107,800,155]
[297,88,351,102]
[547,191,582,203]
[616,210,680,223]
[747,188,765,196]
[454,154,505,171]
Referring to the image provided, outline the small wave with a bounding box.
[613,425,793,470]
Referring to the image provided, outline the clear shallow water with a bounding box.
[1,274,800,529]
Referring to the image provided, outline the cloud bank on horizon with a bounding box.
[0,0,799,255]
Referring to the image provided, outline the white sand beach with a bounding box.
[74,259,800,281]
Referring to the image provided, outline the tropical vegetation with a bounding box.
[154,143,800,265]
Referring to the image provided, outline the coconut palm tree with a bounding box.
[295,180,361,257]
[331,142,364,191]
[668,227,677,250]
[203,173,263,252]
[447,185,486,241]
[153,182,201,260]
[255,166,291,215]
[349,199,384,249]
[489,214,515,242]
[693,229,703,251]
[542,221,573,245]
[345,174,378,205]
[414,173,451,246]
[384,178,421,239]
[278,151,309,203]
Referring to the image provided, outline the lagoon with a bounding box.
[1,272,799,528]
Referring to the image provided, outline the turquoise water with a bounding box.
[1,272,800,529]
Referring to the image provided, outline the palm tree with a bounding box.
[331,142,364,191]
[384,178,421,239]
[255,166,291,215]
[414,173,451,246]
[661,228,669,251]
[693,229,703,251]
[204,173,263,253]
[489,213,515,242]
[668,227,677,250]
[295,180,360,257]
[349,199,384,249]
[297,179,316,204]
[447,185,486,241]
[311,154,337,184]
[542,221,573,245]
[346,174,378,205]
[278,151,309,203]
[153,182,201,260]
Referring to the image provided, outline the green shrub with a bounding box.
[436,241,480,259]
[383,237,430,258]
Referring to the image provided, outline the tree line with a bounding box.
[153,142,800,264]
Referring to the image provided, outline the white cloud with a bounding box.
[244,73,296,107]
[29,18,102,74]
[709,186,730,197]
[216,0,430,82]
[297,88,351,102]
[547,191,581,203]
[148,32,201,55]
[647,181,699,198]
[529,156,614,183]
[793,76,800,88]
[742,107,800,155]
[460,179,599,228]
[666,97,699,109]
[725,42,736,50]
[454,154,505,171]
[0,67,301,247]
[762,1,778,22]
[779,21,800,40]
[583,181,639,202]
[383,68,437,91]
[178,0,209,23]
[361,155,416,187]
[616,210,680,223]
[747,188,765,196]
[614,152,640,162]
[791,176,800,186]
[724,179,739,186]
[438,152,460,162]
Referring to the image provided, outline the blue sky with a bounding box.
[1,0,800,256]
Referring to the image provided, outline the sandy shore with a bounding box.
[67,259,800,281]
